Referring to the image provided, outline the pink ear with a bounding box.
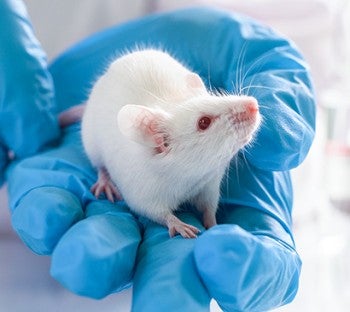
[138,113,169,153]
[186,73,205,89]
[117,105,170,153]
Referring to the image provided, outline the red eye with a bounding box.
[197,116,212,131]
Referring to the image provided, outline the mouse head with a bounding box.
[170,94,261,165]
[117,94,260,171]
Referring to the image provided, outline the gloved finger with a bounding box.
[221,154,294,239]
[11,187,84,255]
[132,212,210,311]
[6,126,95,211]
[194,207,301,312]
[7,126,95,254]
[51,200,141,299]
[229,43,316,171]
[0,0,59,158]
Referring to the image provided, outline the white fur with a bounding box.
[81,49,260,227]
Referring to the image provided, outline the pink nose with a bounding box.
[230,97,259,124]
[246,98,259,115]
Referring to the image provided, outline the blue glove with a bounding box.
[3,5,316,311]
[0,143,7,186]
[0,0,59,187]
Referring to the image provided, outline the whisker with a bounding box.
[240,84,281,98]
[239,149,255,181]
[239,42,250,96]
[231,153,241,190]
[240,85,279,91]
[233,41,249,96]
[239,49,281,96]
[256,104,272,110]
[224,165,230,199]
[241,48,279,84]
[206,61,214,93]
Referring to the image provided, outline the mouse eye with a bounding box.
[197,116,212,131]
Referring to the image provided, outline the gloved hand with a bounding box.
[0,0,59,188]
[1,3,316,312]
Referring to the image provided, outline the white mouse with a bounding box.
[61,49,261,238]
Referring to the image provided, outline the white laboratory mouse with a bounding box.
[61,49,261,238]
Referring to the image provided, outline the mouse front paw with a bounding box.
[91,167,122,202]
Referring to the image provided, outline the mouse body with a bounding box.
[77,49,261,238]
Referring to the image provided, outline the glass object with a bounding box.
[324,93,350,213]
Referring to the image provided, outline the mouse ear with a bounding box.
[117,104,170,152]
[186,73,205,89]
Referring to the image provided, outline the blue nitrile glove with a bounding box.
[0,0,59,188]
[0,144,7,186]
[4,5,316,311]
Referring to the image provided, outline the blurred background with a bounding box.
[1,0,350,311]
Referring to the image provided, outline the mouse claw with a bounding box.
[105,183,123,202]
[166,215,200,239]
[91,181,122,202]
[91,167,123,202]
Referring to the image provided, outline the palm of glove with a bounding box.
[1,3,316,311]
[6,126,302,311]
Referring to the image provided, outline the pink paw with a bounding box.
[90,180,122,202]
[166,215,200,239]
[91,167,122,202]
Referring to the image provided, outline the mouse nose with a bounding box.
[245,98,259,115]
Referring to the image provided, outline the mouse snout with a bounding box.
[229,97,259,124]
[245,97,259,116]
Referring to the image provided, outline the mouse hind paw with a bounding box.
[166,215,200,239]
